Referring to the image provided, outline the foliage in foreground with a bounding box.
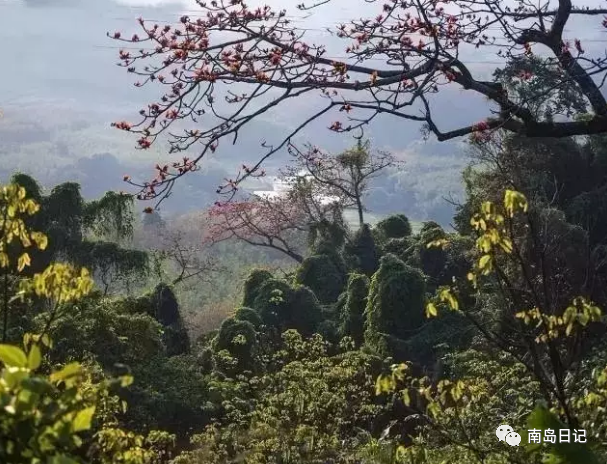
[5,101,607,464]
[0,183,174,463]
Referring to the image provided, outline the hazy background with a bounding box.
[2,0,606,225]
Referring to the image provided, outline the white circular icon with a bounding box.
[496,424,514,441]
[505,431,521,446]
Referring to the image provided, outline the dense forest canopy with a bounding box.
[3,0,607,463]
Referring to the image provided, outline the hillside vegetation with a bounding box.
[3,0,607,463]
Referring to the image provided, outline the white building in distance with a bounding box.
[253,171,340,206]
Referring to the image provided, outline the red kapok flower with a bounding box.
[138,138,152,149]
[329,121,343,131]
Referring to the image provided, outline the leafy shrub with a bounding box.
[346,224,379,276]
[214,317,258,369]
[242,269,273,308]
[364,254,426,358]
[339,273,370,346]
[234,306,263,328]
[251,279,322,336]
[295,253,347,304]
[375,214,412,240]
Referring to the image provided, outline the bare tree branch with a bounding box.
[203,176,342,262]
[110,0,607,205]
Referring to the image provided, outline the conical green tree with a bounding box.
[151,283,190,356]
[346,223,379,276]
[252,278,322,336]
[364,254,426,357]
[242,269,274,308]
[339,273,370,345]
[418,221,447,284]
[296,253,347,304]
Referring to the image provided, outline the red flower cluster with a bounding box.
[472,121,490,132]
[112,121,132,131]
[106,0,607,206]
[138,138,152,149]
[519,71,533,81]
[269,49,282,66]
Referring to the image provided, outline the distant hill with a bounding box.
[0,0,479,226]
[0,98,468,226]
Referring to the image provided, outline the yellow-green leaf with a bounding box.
[426,302,438,318]
[565,322,574,336]
[447,294,459,310]
[402,389,411,406]
[479,254,492,270]
[120,375,134,387]
[31,232,48,251]
[500,238,513,253]
[27,344,41,370]
[439,288,459,311]
[17,253,31,272]
[504,189,529,217]
[0,344,28,368]
[375,376,383,395]
[41,334,52,348]
[481,201,492,215]
[72,406,96,432]
[50,362,82,383]
[427,238,448,249]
